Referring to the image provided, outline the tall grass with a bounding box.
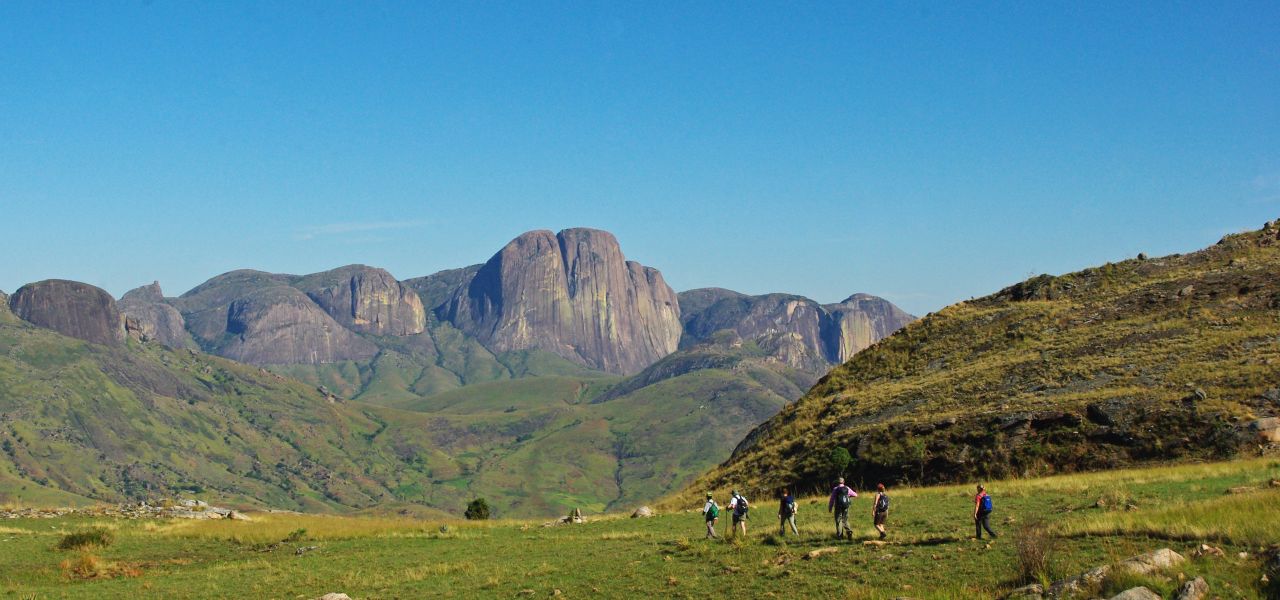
[1056,487,1280,545]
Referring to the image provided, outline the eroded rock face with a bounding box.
[295,266,426,336]
[439,228,682,374]
[220,286,378,365]
[119,282,194,349]
[678,290,914,368]
[10,279,125,346]
[822,294,917,362]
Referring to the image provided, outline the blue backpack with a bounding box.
[980,494,993,512]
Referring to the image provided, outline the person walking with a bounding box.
[702,493,720,538]
[974,484,997,540]
[872,483,889,540]
[778,488,799,536]
[828,477,855,539]
[728,490,749,538]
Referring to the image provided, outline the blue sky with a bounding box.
[2,2,1278,316]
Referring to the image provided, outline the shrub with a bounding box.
[57,528,114,551]
[282,528,307,543]
[1013,520,1056,585]
[465,498,491,520]
[828,446,852,477]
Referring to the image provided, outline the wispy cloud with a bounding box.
[293,220,430,241]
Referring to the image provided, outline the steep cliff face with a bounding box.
[220,286,378,365]
[295,266,426,336]
[678,290,913,369]
[9,279,125,346]
[119,282,195,349]
[822,293,917,362]
[440,228,682,374]
[404,265,482,312]
[171,270,380,365]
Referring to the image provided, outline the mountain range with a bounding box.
[0,227,913,516]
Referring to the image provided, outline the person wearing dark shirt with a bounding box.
[778,488,798,536]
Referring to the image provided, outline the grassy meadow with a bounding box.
[1,458,1276,599]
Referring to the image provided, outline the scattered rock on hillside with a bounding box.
[1246,417,1280,443]
[312,594,351,600]
[1048,548,1186,597]
[803,547,839,560]
[1227,486,1257,494]
[631,506,654,518]
[1173,576,1209,600]
[10,279,125,346]
[1109,587,1161,600]
[1192,544,1224,558]
[1003,583,1043,599]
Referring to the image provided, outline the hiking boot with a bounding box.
[879,531,886,540]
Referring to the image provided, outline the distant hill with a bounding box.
[687,219,1280,501]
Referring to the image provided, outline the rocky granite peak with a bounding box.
[439,228,682,374]
[10,279,125,346]
[678,289,914,369]
[221,286,378,365]
[295,265,426,336]
[118,282,194,349]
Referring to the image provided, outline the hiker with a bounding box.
[728,489,749,537]
[827,477,856,539]
[778,488,798,536]
[702,492,719,538]
[872,483,889,540]
[974,484,997,540]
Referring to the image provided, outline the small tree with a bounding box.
[464,498,490,520]
[828,446,852,478]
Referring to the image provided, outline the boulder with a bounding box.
[313,592,350,600]
[1115,548,1186,576]
[1245,417,1280,443]
[1172,577,1209,600]
[10,279,125,346]
[1109,587,1161,600]
[631,506,654,518]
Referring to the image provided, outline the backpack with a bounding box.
[733,496,749,517]
[980,494,993,513]
[780,498,794,517]
[875,493,890,513]
[706,502,719,520]
[835,486,852,509]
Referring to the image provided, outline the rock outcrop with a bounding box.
[404,265,482,312]
[678,289,914,369]
[295,265,426,336]
[439,228,681,374]
[822,294,917,362]
[119,282,195,349]
[10,279,125,346]
[219,286,378,365]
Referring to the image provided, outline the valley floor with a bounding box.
[1,459,1277,599]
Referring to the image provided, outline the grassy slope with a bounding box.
[0,310,807,518]
[1,459,1275,599]
[687,221,1280,503]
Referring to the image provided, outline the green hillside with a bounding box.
[0,305,807,517]
[688,219,1280,501]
